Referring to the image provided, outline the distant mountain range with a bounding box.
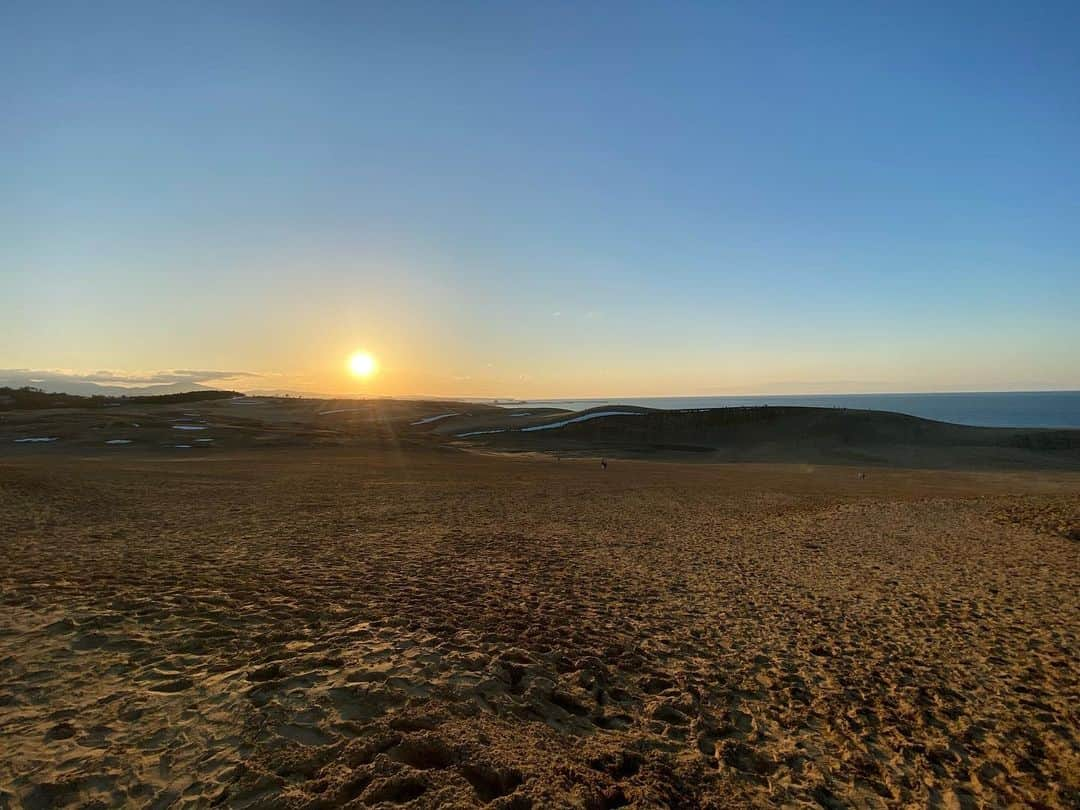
[0,371,230,398]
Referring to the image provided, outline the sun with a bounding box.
[347,351,378,379]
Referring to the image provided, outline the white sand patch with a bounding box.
[521,411,643,432]
[411,412,458,425]
[106,440,133,445]
[172,425,207,431]
[174,445,192,449]
[456,429,507,437]
[510,412,533,417]
[14,437,58,443]
[195,438,214,443]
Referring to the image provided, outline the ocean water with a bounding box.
[493,391,1080,429]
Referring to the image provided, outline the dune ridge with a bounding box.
[441,405,1080,470]
[4,398,1079,471]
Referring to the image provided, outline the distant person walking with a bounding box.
[601,459,607,470]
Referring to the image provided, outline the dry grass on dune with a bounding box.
[1,449,1078,809]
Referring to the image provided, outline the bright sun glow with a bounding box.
[348,351,378,379]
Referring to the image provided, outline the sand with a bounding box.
[1,448,1078,808]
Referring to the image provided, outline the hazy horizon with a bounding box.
[6,3,1079,397]
[3,367,1080,403]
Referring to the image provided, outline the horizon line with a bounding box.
[284,387,1080,402]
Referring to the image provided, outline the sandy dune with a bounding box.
[438,406,1080,470]
[5,397,1080,472]
[1,448,1078,808]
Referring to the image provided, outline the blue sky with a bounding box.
[4,1,1079,396]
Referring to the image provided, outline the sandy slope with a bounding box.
[6,399,1080,472]
[437,406,1080,470]
[1,449,1078,808]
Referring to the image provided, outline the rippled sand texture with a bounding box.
[1,451,1078,808]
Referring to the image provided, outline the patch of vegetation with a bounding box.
[0,387,241,410]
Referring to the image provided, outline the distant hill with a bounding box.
[0,386,241,410]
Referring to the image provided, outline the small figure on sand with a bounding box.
[601,458,607,470]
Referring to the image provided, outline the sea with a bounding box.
[490,391,1080,429]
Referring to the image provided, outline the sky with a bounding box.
[4,1,1079,398]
